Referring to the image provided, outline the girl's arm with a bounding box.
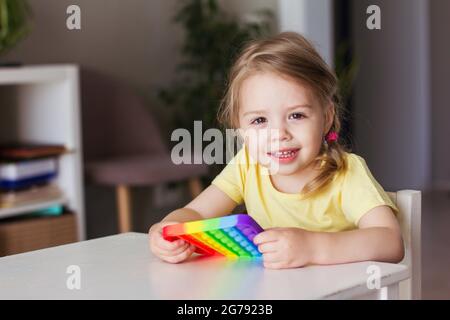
[151,184,238,230]
[148,185,238,263]
[254,205,404,269]
[311,205,404,265]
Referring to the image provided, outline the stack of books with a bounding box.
[0,144,67,210]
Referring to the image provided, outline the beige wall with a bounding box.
[352,0,450,191]
[4,0,183,93]
[4,0,277,95]
[352,0,431,190]
[430,0,450,189]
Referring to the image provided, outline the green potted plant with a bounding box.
[0,0,32,65]
[159,0,274,134]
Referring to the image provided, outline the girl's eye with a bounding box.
[251,117,267,125]
[289,112,305,120]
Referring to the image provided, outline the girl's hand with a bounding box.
[253,227,316,269]
[148,221,197,264]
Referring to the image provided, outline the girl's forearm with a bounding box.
[310,227,405,265]
[161,207,204,224]
[149,208,204,234]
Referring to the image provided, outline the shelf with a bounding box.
[0,65,77,85]
[0,64,85,239]
[0,197,67,220]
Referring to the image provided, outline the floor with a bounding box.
[421,191,450,299]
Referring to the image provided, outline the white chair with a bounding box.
[387,190,422,300]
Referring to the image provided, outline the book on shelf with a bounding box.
[0,157,57,180]
[0,184,64,209]
[0,143,67,212]
[0,143,66,191]
[0,143,67,161]
[0,157,58,190]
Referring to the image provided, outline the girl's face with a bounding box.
[238,72,333,176]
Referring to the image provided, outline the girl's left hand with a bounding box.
[253,227,316,269]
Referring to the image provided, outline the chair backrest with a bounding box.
[387,190,422,300]
[80,67,167,162]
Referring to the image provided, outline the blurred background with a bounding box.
[0,0,448,299]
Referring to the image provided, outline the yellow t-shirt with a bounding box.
[211,146,398,232]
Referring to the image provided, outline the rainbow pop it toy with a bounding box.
[162,214,264,259]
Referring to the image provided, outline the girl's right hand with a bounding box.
[148,221,197,264]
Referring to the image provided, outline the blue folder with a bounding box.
[0,172,57,190]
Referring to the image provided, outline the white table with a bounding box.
[0,233,410,300]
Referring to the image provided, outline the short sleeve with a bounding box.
[340,154,399,226]
[211,146,249,204]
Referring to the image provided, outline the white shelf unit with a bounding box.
[0,65,85,240]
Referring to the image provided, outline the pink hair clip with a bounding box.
[326,131,339,143]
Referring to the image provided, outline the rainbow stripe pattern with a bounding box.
[162,214,264,259]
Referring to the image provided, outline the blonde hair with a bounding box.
[218,31,348,197]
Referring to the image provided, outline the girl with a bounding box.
[149,32,404,269]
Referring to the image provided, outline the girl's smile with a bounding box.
[267,148,300,164]
[238,71,334,181]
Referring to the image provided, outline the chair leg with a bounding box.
[188,177,203,199]
[116,185,132,233]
